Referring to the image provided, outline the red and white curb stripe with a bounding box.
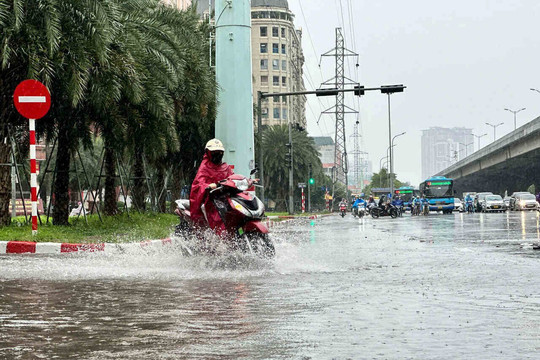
[0,238,175,255]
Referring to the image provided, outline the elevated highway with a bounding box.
[437,116,540,195]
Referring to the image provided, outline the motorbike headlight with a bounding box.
[232,179,249,191]
[520,200,525,207]
[231,199,251,216]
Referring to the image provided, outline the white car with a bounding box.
[454,198,464,212]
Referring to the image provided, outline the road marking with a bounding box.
[18,96,46,103]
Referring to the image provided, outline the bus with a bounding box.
[419,176,455,214]
[394,186,420,209]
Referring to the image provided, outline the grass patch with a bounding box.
[0,213,178,243]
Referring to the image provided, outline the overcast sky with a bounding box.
[287,0,540,185]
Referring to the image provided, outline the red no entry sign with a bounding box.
[13,80,51,119]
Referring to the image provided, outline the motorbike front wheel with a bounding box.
[390,208,398,218]
[244,233,275,259]
[371,208,380,219]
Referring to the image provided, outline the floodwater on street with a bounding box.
[1,211,539,359]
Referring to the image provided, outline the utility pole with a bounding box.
[288,121,294,214]
[215,0,254,177]
[257,91,265,206]
[320,28,358,207]
[308,163,312,212]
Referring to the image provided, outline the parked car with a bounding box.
[454,198,464,212]
[513,193,539,211]
[509,192,532,210]
[474,192,493,212]
[481,195,506,212]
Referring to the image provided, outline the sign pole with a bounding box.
[301,187,305,213]
[29,118,38,235]
[13,79,51,236]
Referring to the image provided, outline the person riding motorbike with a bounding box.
[352,197,366,216]
[465,193,474,213]
[392,196,404,216]
[189,139,234,234]
[421,195,430,215]
[411,196,421,216]
[378,195,386,209]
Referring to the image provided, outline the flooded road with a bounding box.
[1,212,539,359]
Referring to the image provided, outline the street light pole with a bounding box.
[485,122,504,142]
[385,145,394,188]
[473,133,487,151]
[504,107,526,130]
[387,94,392,194]
[379,155,388,172]
[390,132,406,195]
[380,85,405,199]
[459,142,474,157]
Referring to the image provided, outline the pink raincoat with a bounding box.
[189,153,234,231]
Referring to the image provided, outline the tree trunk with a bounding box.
[170,166,182,212]
[104,147,117,215]
[133,149,146,211]
[156,167,167,213]
[53,124,71,225]
[0,141,11,226]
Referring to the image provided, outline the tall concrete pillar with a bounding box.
[215,0,254,176]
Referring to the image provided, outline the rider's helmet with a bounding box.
[205,138,225,164]
[205,138,225,152]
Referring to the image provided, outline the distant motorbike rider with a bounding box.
[421,195,430,215]
[411,196,421,215]
[352,197,366,214]
[189,139,234,233]
[378,195,386,208]
[465,193,474,212]
[392,196,404,215]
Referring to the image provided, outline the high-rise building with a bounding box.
[311,136,335,178]
[162,0,192,10]
[421,127,474,180]
[251,0,306,129]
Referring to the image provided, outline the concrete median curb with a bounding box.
[0,216,325,254]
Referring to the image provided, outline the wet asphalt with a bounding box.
[1,210,539,359]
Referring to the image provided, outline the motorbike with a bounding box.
[371,204,398,219]
[411,203,421,216]
[352,204,366,218]
[339,204,347,217]
[465,201,474,214]
[174,171,275,258]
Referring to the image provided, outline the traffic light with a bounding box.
[354,85,365,96]
[380,84,405,94]
[309,177,315,185]
[285,143,292,168]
